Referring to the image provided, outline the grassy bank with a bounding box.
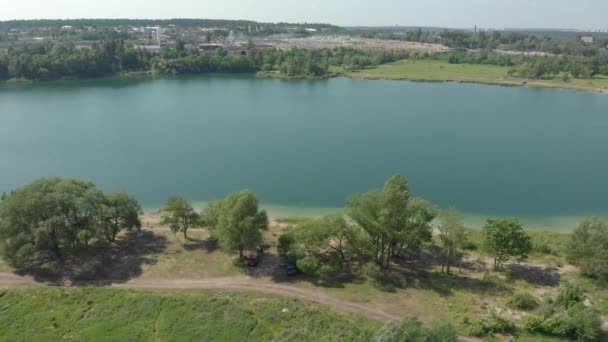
[0,287,379,341]
[338,59,608,93]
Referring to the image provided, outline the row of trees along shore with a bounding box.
[1,175,606,282]
[4,38,607,83]
[0,40,406,81]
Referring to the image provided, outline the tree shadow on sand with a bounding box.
[372,247,511,297]
[506,263,560,287]
[182,237,218,253]
[14,230,168,285]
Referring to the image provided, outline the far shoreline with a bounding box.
[2,63,608,95]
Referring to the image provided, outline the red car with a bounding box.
[247,254,260,267]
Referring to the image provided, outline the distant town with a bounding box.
[1,19,607,56]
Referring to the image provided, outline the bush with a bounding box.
[462,240,478,251]
[372,318,457,342]
[555,282,584,309]
[296,256,320,275]
[277,231,295,256]
[361,262,382,283]
[565,303,601,341]
[467,313,515,337]
[426,323,458,342]
[522,314,544,332]
[507,291,538,310]
[523,299,601,341]
[318,264,340,278]
[566,217,608,279]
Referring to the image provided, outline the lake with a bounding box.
[1,75,607,230]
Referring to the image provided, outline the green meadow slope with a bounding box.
[0,287,378,341]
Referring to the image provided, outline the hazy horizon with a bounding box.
[1,0,607,31]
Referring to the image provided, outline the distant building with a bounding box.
[581,36,594,44]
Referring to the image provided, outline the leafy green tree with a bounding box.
[98,192,142,243]
[566,217,608,278]
[437,206,468,274]
[205,190,268,258]
[481,219,532,270]
[297,256,321,275]
[285,215,351,261]
[0,178,105,266]
[161,196,199,239]
[347,174,435,268]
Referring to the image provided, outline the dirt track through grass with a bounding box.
[0,272,396,321]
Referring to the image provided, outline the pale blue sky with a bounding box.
[1,0,606,30]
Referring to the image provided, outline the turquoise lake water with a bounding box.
[1,75,607,230]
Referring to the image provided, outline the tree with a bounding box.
[481,219,532,270]
[285,215,351,261]
[205,190,268,258]
[0,178,105,266]
[97,192,142,243]
[161,196,199,239]
[347,174,435,268]
[566,217,608,278]
[437,206,467,274]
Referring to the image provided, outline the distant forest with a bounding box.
[0,40,404,81]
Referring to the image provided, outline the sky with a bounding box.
[1,0,606,30]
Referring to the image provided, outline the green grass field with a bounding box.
[0,287,379,341]
[338,59,608,92]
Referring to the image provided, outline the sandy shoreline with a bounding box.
[142,203,602,232]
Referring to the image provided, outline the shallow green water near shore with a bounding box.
[1,75,607,230]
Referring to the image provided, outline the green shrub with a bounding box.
[318,264,339,278]
[277,230,295,256]
[467,313,515,337]
[555,282,584,309]
[296,256,320,275]
[462,241,478,251]
[507,291,538,310]
[522,314,544,332]
[541,314,568,336]
[467,318,487,337]
[523,303,601,341]
[372,318,457,342]
[486,313,516,334]
[426,323,457,342]
[566,217,608,279]
[564,303,601,341]
[361,262,382,283]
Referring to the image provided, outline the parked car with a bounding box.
[287,258,298,276]
[248,253,261,267]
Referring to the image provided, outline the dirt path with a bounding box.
[116,276,399,321]
[0,272,395,320]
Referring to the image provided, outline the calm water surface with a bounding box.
[1,75,607,229]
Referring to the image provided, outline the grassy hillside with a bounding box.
[338,59,608,92]
[0,287,379,341]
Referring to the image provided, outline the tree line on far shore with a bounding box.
[1,175,606,282]
[0,39,406,81]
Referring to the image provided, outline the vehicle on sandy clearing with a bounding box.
[287,258,298,276]
[248,252,262,267]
